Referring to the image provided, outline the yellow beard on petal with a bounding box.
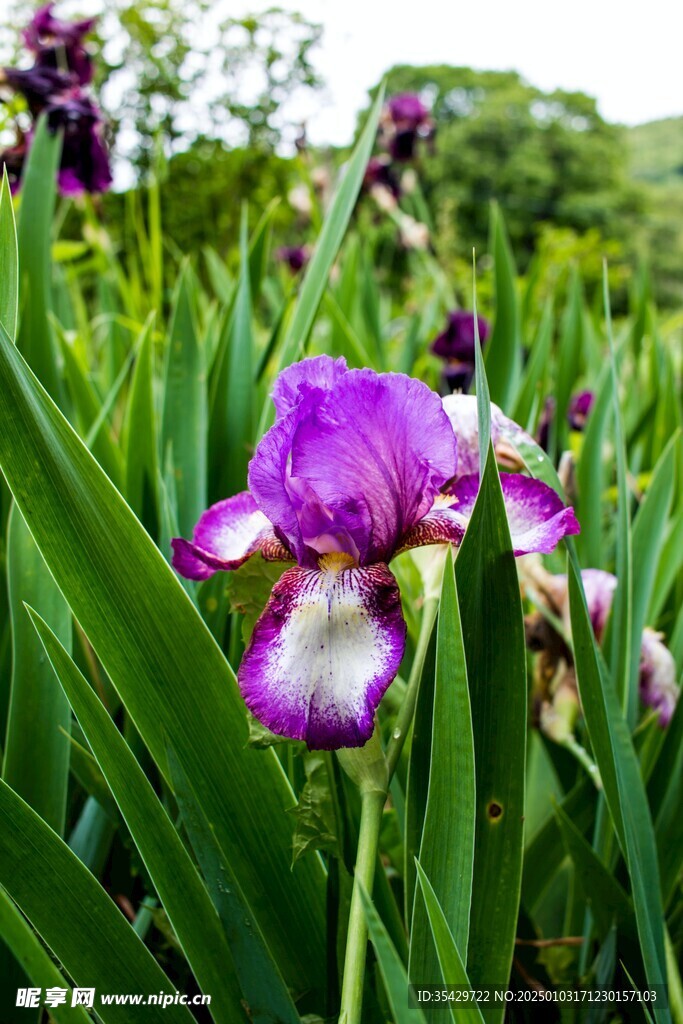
[318,551,358,574]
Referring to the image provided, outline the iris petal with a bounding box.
[271,354,348,420]
[171,491,289,581]
[238,556,406,749]
[290,369,457,564]
[442,393,534,477]
[449,473,580,555]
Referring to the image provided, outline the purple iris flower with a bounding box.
[23,4,97,86]
[381,92,434,163]
[567,390,595,431]
[1,65,73,116]
[431,310,490,393]
[363,156,400,198]
[276,245,309,274]
[44,93,112,194]
[172,357,580,749]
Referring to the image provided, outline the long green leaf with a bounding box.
[484,204,521,410]
[414,861,485,1024]
[0,888,92,1024]
[161,261,207,536]
[16,117,63,404]
[0,319,327,997]
[567,557,669,1022]
[28,609,245,1024]
[360,885,427,1024]
[410,548,475,985]
[167,747,299,1024]
[454,455,527,1019]
[123,316,159,534]
[3,506,71,834]
[0,779,195,1024]
[0,168,18,339]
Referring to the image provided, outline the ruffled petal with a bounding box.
[396,497,465,553]
[271,354,348,420]
[171,491,289,581]
[442,393,534,477]
[290,370,457,564]
[450,473,580,556]
[238,555,406,749]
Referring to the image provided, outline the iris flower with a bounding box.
[23,3,97,86]
[431,310,491,393]
[173,357,579,748]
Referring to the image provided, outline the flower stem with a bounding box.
[338,787,386,1024]
[385,595,439,780]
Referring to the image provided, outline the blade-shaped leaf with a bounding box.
[0,167,18,340]
[28,609,246,1023]
[0,319,327,997]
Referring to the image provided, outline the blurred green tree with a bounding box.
[367,65,646,269]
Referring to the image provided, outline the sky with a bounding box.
[229,0,683,146]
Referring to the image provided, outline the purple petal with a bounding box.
[639,628,679,727]
[171,491,287,581]
[290,370,457,564]
[271,354,348,420]
[450,473,580,555]
[397,498,466,553]
[431,309,490,363]
[580,569,617,639]
[238,556,406,749]
[442,394,534,477]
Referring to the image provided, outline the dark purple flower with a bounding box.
[1,65,73,116]
[382,92,434,163]
[567,390,595,431]
[387,93,430,130]
[363,156,400,198]
[172,358,580,749]
[536,396,556,452]
[431,310,490,364]
[23,4,97,86]
[45,93,111,194]
[276,245,309,274]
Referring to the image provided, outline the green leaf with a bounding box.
[512,296,553,430]
[0,888,92,1024]
[575,364,612,568]
[410,549,475,985]
[208,210,254,501]
[359,884,427,1024]
[225,555,291,645]
[28,609,246,1022]
[0,167,18,340]
[0,779,195,1024]
[567,557,669,1022]
[484,204,521,410]
[290,751,340,865]
[16,117,64,405]
[167,747,300,1024]
[551,268,585,458]
[454,455,527,1017]
[0,319,327,997]
[3,506,71,835]
[123,316,159,534]
[161,261,207,536]
[414,861,485,1024]
[554,802,633,940]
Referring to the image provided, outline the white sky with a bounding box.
[231,0,683,144]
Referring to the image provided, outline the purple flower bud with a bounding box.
[2,65,73,117]
[380,92,434,163]
[431,310,490,365]
[276,245,309,274]
[567,390,595,431]
[536,396,556,452]
[45,92,112,194]
[23,3,97,86]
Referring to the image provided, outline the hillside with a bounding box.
[627,116,683,184]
